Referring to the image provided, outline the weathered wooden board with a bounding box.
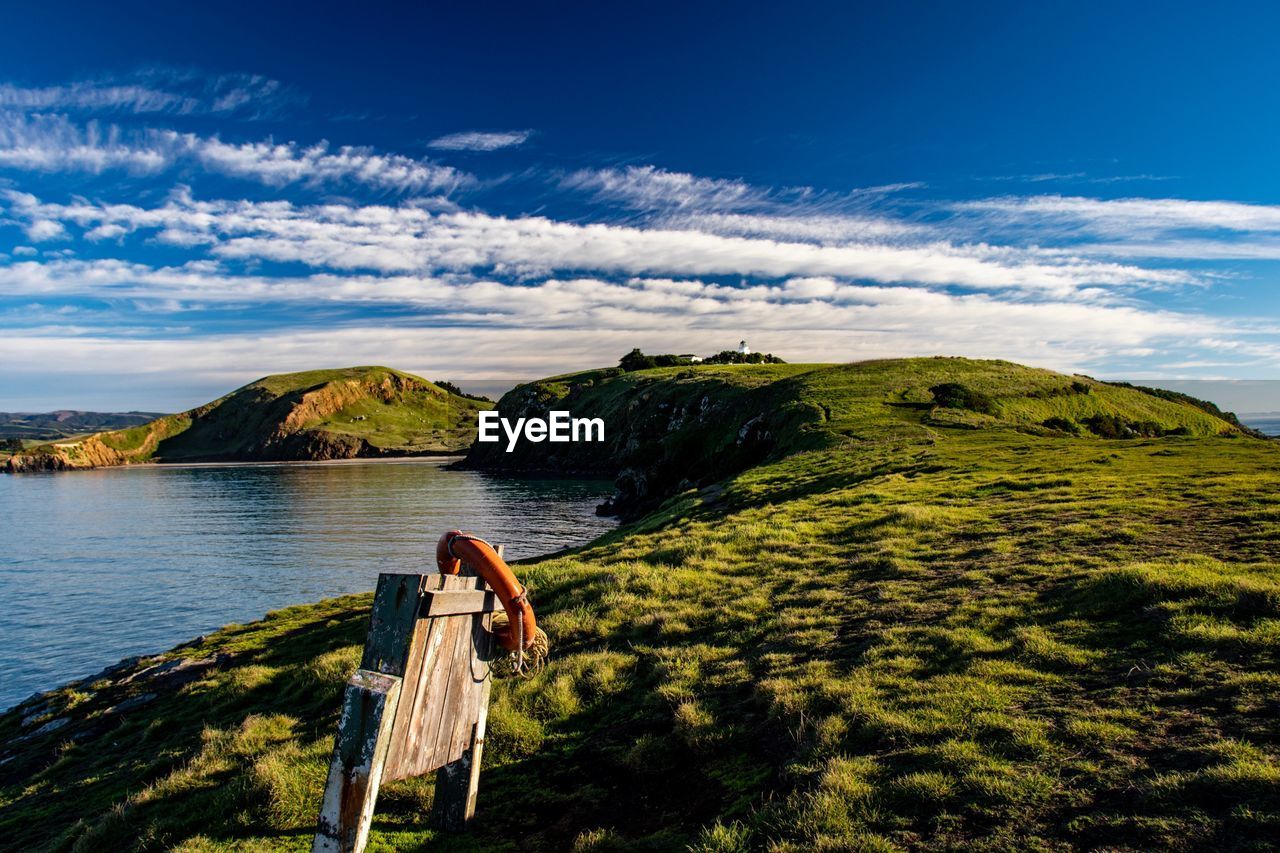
[382,573,497,782]
[434,624,496,831]
[360,573,430,677]
[421,588,500,617]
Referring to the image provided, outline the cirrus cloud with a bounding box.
[0,113,468,194]
[427,129,532,152]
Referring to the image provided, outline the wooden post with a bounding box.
[313,549,503,852]
[312,670,402,853]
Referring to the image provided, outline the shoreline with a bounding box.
[2,453,468,474]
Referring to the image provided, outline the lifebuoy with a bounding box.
[436,530,538,652]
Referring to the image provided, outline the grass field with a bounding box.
[2,358,1277,851]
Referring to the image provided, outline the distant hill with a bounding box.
[5,367,491,472]
[0,411,167,441]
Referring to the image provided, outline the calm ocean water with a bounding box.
[0,459,615,709]
[1241,415,1280,436]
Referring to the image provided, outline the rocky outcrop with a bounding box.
[5,435,130,472]
[461,369,815,519]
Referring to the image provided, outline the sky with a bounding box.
[2,1,1280,411]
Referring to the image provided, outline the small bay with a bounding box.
[0,458,615,709]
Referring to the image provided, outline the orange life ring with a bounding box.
[435,530,538,652]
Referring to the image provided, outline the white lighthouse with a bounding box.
[737,340,750,355]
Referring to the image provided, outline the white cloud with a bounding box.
[562,165,765,210]
[0,82,192,114]
[957,195,1280,237]
[427,130,532,152]
[0,69,295,117]
[25,219,67,242]
[175,133,466,192]
[0,114,170,173]
[0,114,467,193]
[659,211,924,243]
[561,167,926,217]
[0,291,1258,400]
[0,257,1244,375]
[6,192,1188,297]
[84,223,127,242]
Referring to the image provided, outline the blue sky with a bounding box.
[2,1,1280,410]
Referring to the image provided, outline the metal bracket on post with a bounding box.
[312,547,503,853]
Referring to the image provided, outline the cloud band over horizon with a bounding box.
[1,72,1279,409]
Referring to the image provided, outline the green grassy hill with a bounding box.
[4,367,490,471]
[465,358,1239,516]
[2,358,1277,851]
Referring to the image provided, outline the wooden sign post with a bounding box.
[313,553,503,853]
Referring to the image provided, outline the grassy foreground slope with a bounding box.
[5,367,489,471]
[2,358,1278,852]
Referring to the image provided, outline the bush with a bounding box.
[929,383,997,415]
[620,349,759,371]
[1042,416,1080,434]
[1082,414,1165,439]
[619,348,657,371]
[619,349,688,371]
[432,380,492,402]
[701,350,786,365]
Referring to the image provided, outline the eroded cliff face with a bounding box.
[277,375,415,435]
[460,368,819,519]
[5,368,481,472]
[5,437,124,472]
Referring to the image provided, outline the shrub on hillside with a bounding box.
[929,383,997,415]
[1027,380,1093,399]
[701,350,786,365]
[1042,416,1080,434]
[432,380,493,402]
[1082,414,1165,439]
[619,349,783,371]
[619,349,689,371]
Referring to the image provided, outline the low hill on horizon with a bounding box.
[4,366,490,472]
[0,410,168,442]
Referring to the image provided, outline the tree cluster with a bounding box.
[433,380,494,403]
[618,348,786,372]
[701,350,786,365]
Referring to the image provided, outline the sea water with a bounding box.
[0,458,615,709]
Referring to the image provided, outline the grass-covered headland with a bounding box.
[4,366,490,472]
[3,358,1278,851]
